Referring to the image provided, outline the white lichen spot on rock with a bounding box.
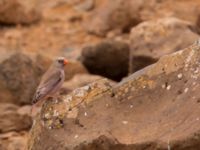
[166,85,171,90]
[64,95,72,103]
[82,85,91,91]
[177,73,183,79]
[122,121,128,125]
[44,113,50,119]
[53,110,59,117]
[186,49,195,63]
[74,135,79,139]
[184,88,189,93]
[74,89,87,98]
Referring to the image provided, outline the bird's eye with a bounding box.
[58,59,63,63]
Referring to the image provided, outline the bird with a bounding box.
[31,57,68,115]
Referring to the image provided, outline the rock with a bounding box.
[0,52,87,105]
[61,74,116,94]
[0,131,28,150]
[29,40,200,149]
[129,17,199,73]
[80,40,129,81]
[0,103,32,133]
[0,53,45,105]
[85,0,200,36]
[0,0,41,24]
[64,61,88,80]
[84,0,142,36]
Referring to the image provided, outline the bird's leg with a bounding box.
[31,98,47,117]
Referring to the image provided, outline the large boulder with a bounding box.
[84,0,142,36]
[0,53,45,105]
[28,40,200,149]
[129,17,199,73]
[0,103,32,133]
[0,0,41,24]
[80,40,129,81]
[85,0,200,36]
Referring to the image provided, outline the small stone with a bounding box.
[166,85,171,90]
[130,105,133,108]
[177,73,183,79]
[122,121,128,125]
[74,134,79,139]
[84,112,87,116]
[184,88,189,93]
[82,85,91,91]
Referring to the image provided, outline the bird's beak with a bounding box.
[63,59,69,65]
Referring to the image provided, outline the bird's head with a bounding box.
[55,57,69,68]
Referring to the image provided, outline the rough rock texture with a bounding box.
[80,40,129,81]
[62,74,105,92]
[61,74,116,94]
[85,0,200,36]
[85,0,142,36]
[129,17,199,73]
[0,131,28,150]
[0,53,45,105]
[0,104,32,133]
[28,41,200,149]
[0,0,41,24]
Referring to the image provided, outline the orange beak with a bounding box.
[63,59,69,65]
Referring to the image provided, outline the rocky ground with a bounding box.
[1,0,200,150]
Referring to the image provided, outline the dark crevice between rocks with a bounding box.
[129,56,158,74]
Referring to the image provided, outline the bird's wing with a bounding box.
[32,68,62,104]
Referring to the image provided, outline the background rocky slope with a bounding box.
[0,0,200,150]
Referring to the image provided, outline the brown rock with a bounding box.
[0,103,32,133]
[0,53,46,105]
[129,17,199,73]
[64,61,88,81]
[80,40,129,81]
[84,0,142,36]
[0,0,41,24]
[29,41,200,149]
[61,74,116,94]
[0,131,28,150]
[85,0,200,36]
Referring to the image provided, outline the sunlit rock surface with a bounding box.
[29,41,200,150]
